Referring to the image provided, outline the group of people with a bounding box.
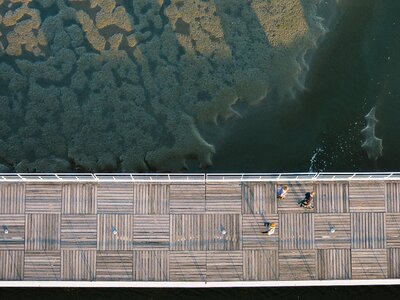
[262,186,316,235]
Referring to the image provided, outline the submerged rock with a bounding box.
[361,107,383,161]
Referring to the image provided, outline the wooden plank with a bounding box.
[97,214,132,250]
[0,214,25,250]
[170,184,205,213]
[388,248,400,278]
[349,182,385,212]
[169,251,206,281]
[205,214,241,251]
[316,249,351,279]
[61,250,96,280]
[386,183,400,212]
[242,182,276,214]
[279,213,314,250]
[133,250,169,281]
[351,213,385,249]
[315,182,349,213]
[242,214,278,250]
[0,183,25,214]
[62,183,97,214]
[96,251,132,281]
[279,250,316,280]
[351,249,387,279]
[25,214,60,251]
[61,215,97,249]
[170,214,205,251]
[206,183,242,213]
[25,183,61,213]
[206,251,243,281]
[386,213,400,248]
[24,251,61,280]
[0,250,24,280]
[277,182,315,213]
[314,214,351,249]
[133,215,169,249]
[97,183,133,213]
[133,184,169,214]
[243,250,278,281]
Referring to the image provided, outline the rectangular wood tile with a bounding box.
[169,251,206,281]
[170,184,205,213]
[242,182,276,214]
[133,184,169,214]
[277,182,315,213]
[133,215,169,249]
[279,250,316,280]
[205,214,241,251]
[315,182,349,213]
[349,182,385,212]
[314,214,351,249]
[351,249,387,279]
[62,183,97,214]
[96,251,132,281]
[97,183,133,213]
[133,250,169,281]
[317,249,351,279]
[386,183,400,212]
[25,214,60,251]
[388,248,400,278]
[170,214,205,251]
[97,214,132,250]
[0,214,25,250]
[206,183,242,213]
[206,251,243,281]
[24,251,61,280]
[25,183,62,213]
[386,213,400,248]
[279,213,314,250]
[351,213,385,249]
[61,250,96,280]
[242,214,278,250]
[243,250,278,281]
[0,250,24,280]
[0,183,25,214]
[61,215,97,249]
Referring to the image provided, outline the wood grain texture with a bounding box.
[351,213,385,249]
[25,183,62,213]
[61,250,96,280]
[169,251,206,281]
[97,183,133,213]
[317,249,351,279]
[133,250,169,281]
[279,213,314,250]
[0,214,25,250]
[314,214,351,249]
[24,251,61,280]
[170,184,205,213]
[242,214,279,250]
[133,184,169,214]
[386,213,400,248]
[242,183,276,214]
[206,251,243,281]
[0,183,25,214]
[316,182,349,213]
[205,214,241,251]
[97,214,132,250]
[170,214,205,251]
[61,215,97,249]
[277,182,315,213]
[349,182,386,212]
[0,250,24,280]
[206,183,242,213]
[133,215,169,249]
[279,250,316,280]
[386,183,400,213]
[243,250,278,280]
[25,214,60,251]
[351,249,387,279]
[62,184,97,214]
[96,251,132,281]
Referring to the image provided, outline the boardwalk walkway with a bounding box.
[0,173,400,284]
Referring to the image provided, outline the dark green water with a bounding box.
[211,0,400,174]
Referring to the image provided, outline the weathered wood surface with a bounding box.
[0,180,399,281]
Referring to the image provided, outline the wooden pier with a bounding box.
[0,173,400,285]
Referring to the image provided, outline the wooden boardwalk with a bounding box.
[0,179,400,282]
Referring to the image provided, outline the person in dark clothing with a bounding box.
[299,191,315,209]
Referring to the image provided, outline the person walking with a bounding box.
[277,185,289,199]
[299,191,315,209]
[262,222,277,235]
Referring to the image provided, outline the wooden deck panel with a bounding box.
[351,249,387,279]
[0,250,24,280]
[133,184,169,214]
[317,249,351,279]
[1,179,400,282]
[25,183,62,213]
[25,214,60,251]
[96,251,132,281]
[386,183,400,212]
[133,250,169,281]
[349,182,386,212]
[24,251,61,280]
[170,214,205,251]
[169,251,206,281]
[133,215,170,249]
[62,184,97,214]
[278,250,316,280]
[386,213,400,248]
[0,183,25,214]
[351,213,385,249]
[316,182,349,213]
[61,250,96,280]
[243,250,278,281]
[169,184,205,213]
[206,251,243,281]
[279,213,314,250]
[97,214,132,250]
[61,215,97,249]
[277,182,314,213]
[242,214,278,249]
[206,183,242,213]
[0,214,25,250]
[205,214,241,251]
[97,183,133,213]
[314,214,351,249]
[242,183,276,214]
